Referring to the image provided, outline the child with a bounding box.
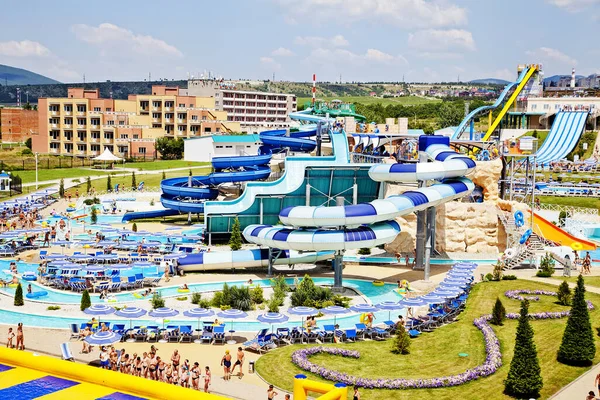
[6,327,14,348]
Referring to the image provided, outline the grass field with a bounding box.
[15,168,108,184]
[255,279,600,400]
[297,96,441,106]
[552,275,600,287]
[538,195,600,210]
[68,167,211,193]
[115,160,210,171]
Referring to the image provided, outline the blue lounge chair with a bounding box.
[213,326,225,345]
[146,326,159,342]
[69,323,80,340]
[408,329,421,338]
[180,325,193,343]
[344,329,357,342]
[134,273,144,288]
[289,328,303,344]
[319,325,336,343]
[200,327,213,343]
[110,277,121,292]
[60,342,74,361]
[275,328,290,345]
[112,324,126,337]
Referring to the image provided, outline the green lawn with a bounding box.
[15,168,108,184]
[68,167,211,193]
[255,279,600,399]
[297,96,441,106]
[538,195,600,210]
[552,276,600,287]
[115,160,210,171]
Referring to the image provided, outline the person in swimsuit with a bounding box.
[180,360,190,388]
[171,349,180,370]
[171,365,179,385]
[353,386,361,400]
[142,352,150,378]
[165,363,173,383]
[221,349,232,380]
[267,384,278,399]
[134,356,142,377]
[596,373,600,396]
[149,353,158,380]
[6,327,14,348]
[16,323,24,350]
[230,347,245,378]
[285,395,290,400]
[191,362,200,390]
[157,356,165,382]
[99,347,109,369]
[204,366,211,393]
[109,346,118,371]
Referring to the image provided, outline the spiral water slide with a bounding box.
[452,65,538,141]
[243,135,475,251]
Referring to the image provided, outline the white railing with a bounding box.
[537,203,599,218]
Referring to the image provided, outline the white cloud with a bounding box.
[308,47,408,67]
[526,47,578,66]
[408,29,476,52]
[416,52,464,60]
[546,0,600,12]
[271,47,295,56]
[71,23,182,57]
[275,0,467,28]
[294,35,349,48]
[260,56,282,70]
[0,40,51,57]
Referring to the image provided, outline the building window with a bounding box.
[216,145,224,149]
[133,134,139,139]
[77,105,86,112]
[178,126,186,132]
[179,103,185,108]
[191,115,198,121]
[120,134,129,139]
[107,120,115,125]
[93,107,101,112]
[119,120,125,125]
[139,147,146,154]
[106,108,112,112]
[225,146,232,148]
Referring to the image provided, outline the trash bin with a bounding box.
[249,361,255,374]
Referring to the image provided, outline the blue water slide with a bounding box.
[259,129,317,153]
[244,135,475,250]
[452,67,531,140]
[121,208,180,223]
[535,111,589,164]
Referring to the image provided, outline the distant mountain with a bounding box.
[468,78,510,85]
[543,74,584,84]
[0,64,60,86]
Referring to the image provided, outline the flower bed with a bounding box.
[504,289,557,302]
[290,291,594,390]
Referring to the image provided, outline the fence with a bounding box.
[0,155,158,171]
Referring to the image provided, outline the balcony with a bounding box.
[77,125,86,129]
[50,149,58,154]
[90,138,99,143]
[189,119,201,124]
[50,137,60,142]
[89,151,99,156]
[50,111,58,116]
[152,118,161,123]
[104,139,114,144]
[50,123,58,129]
[63,124,72,129]
[152,107,162,111]
[90,124,99,129]
[164,106,172,111]
[77,111,86,116]
[177,119,186,124]
[64,111,72,116]
[164,118,172,123]
[77,139,87,144]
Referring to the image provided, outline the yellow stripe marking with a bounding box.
[0,367,47,390]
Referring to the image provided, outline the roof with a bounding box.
[507,111,546,115]
[186,134,261,143]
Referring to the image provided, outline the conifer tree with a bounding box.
[229,218,242,251]
[490,297,506,326]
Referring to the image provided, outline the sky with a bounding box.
[0,0,599,83]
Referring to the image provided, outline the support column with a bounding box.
[316,122,323,156]
[426,206,436,256]
[333,251,344,290]
[424,235,431,281]
[305,183,311,206]
[259,198,264,224]
[187,212,192,225]
[352,183,358,205]
[415,152,428,270]
[267,247,274,277]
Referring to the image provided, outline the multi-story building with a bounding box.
[0,108,39,143]
[33,86,240,158]
[182,79,296,133]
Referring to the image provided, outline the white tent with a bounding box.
[93,148,122,162]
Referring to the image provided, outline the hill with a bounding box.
[0,64,60,86]
[469,78,510,85]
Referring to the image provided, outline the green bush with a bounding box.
[557,275,596,366]
[270,275,289,293]
[291,275,333,307]
[536,253,555,277]
[191,292,202,305]
[162,171,166,180]
[333,295,351,308]
[267,295,281,313]
[197,299,211,309]
[211,291,224,308]
[90,208,98,224]
[131,171,137,188]
[484,273,494,282]
[47,305,61,311]
[151,291,165,309]
[229,218,242,251]
[86,176,91,193]
[14,283,24,306]
[229,286,252,311]
[20,148,33,156]
[558,211,567,227]
[492,262,503,281]
[357,247,371,255]
[176,296,188,301]
[107,175,112,192]
[80,289,91,311]
[502,275,517,280]
[490,297,506,326]
[557,281,572,306]
[504,300,543,398]
[132,222,138,232]
[59,178,65,198]
[251,285,265,304]
[391,327,411,355]
[25,138,32,149]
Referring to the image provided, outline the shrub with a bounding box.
[333,295,351,308]
[80,289,91,311]
[90,208,98,224]
[270,275,289,293]
[484,273,494,282]
[220,305,231,311]
[86,176,91,193]
[490,297,506,326]
[107,175,112,192]
[211,291,224,308]
[150,199,155,206]
[229,218,242,251]
[59,178,65,198]
[357,247,371,255]
[72,178,81,183]
[131,171,137,188]
[492,262,503,281]
[230,285,252,311]
[162,171,166,180]
[25,138,32,149]
[557,275,596,366]
[14,283,24,306]
[150,291,165,309]
[132,222,138,232]
[504,301,543,398]
[267,295,281,313]
[291,275,333,307]
[536,253,555,277]
[20,148,33,156]
[47,305,61,310]
[176,296,188,301]
[502,275,517,280]
[191,291,201,304]
[391,327,411,355]
[557,281,572,306]
[197,299,211,309]
[558,211,567,227]
[251,285,264,304]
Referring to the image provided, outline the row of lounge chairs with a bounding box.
[47,274,161,292]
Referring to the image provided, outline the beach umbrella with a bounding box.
[84,330,122,346]
[376,301,403,320]
[164,253,186,260]
[70,254,92,262]
[349,304,379,313]
[257,312,289,335]
[418,294,445,304]
[398,298,428,308]
[184,308,215,343]
[433,289,463,299]
[217,309,249,344]
[165,227,182,231]
[84,304,115,315]
[46,254,67,261]
[320,305,350,325]
[115,306,148,340]
[288,306,318,332]
[150,307,180,341]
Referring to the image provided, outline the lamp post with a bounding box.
[35,152,39,189]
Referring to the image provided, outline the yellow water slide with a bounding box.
[532,211,596,250]
[482,65,539,141]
